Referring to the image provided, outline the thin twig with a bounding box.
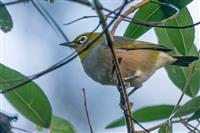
[0,0,28,6]
[64,14,200,29]
[179,117,200,132]
[136,118,188,133]
[111,0,150,35]
[66,0,91,6]
[124,112,149,132]
[150,0,180,23]
[180,118,194,132]
[12,126,32,133]
[171,50,200,115]
[82,88,94,133]
[0,0,123,94]
[3,0,200,30]
[111,0,180,35]
[195,119,200,131]
[31,0,69,41]
[92,0,135,132]
[183,120,200,132]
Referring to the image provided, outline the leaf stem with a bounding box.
[111,0,150,35]
[171,50,200,115]
[135,118,188,133]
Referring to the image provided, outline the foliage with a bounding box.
[50,116,76,133]
[155,8,200,97]
[106,105,175,128]
[0,1,13,32]
[107,0,200,131]
[158,124,173,133]
[124,0,192,39]
[175,96,200,117]
[0,64,52,128]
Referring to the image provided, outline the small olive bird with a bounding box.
[60,32,198,94]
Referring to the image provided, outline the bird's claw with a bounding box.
[119,103,126,110]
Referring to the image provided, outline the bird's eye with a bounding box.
[78,36,88,44]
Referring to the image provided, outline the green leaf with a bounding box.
[36,126,44,132]
[124,0,192,39]
[0,64,52,128]
[155,8,194,55]
[175,96,200,117]
[188,110,200,121]
[158,124,172,133]
[0,1,13,32]
[155,8,200,97]
[106,105,175,129]
[50,116,76,133]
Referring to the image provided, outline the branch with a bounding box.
[150,0,180,23]
[178,117,200,132]
[12,126,32,133]
[0,0,28,6]
[64,0,133,26]
[171,50,200,114]
[111,0,180,35]
[124,113,149,132]
[135,118,188,133]
[111,0,150,35]
[64,13,200,29]
[64,12,200,29]
[31,0,69,41]
[82,88,94,133]
[66,0,91,6]
[0,1,124,94]
[180,118,194,132]
[92,0,135,132]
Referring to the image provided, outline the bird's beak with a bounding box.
[59,42,75,48]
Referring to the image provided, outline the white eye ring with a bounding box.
[78,36,88,44]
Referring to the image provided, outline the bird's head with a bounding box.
[60,32,102,52]
[60,32,103,61]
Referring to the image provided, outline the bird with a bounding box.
[60,32,199,95]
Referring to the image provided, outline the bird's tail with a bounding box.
[172,56,199,66]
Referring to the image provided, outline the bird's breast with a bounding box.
[81,47,174,87]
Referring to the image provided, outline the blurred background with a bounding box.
[0,0,199,132]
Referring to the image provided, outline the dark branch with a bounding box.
[31,0,69,41]
[66,0,91,6]
[92,0,135,132]
[0,4,122,94]
[12,126,32,133]
[0,0,28,6]
[64,6,200,30]
[82,88,94,133]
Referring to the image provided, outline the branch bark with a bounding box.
[92,0,135,132]
[111,0,150,35]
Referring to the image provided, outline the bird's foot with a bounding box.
[119,103,126,110]
[124,81,131,89]
[128,85,142,96]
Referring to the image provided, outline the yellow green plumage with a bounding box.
[60,32,198,92]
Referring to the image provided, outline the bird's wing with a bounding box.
[113,36,172,52]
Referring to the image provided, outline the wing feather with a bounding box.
[113,36,172,52]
